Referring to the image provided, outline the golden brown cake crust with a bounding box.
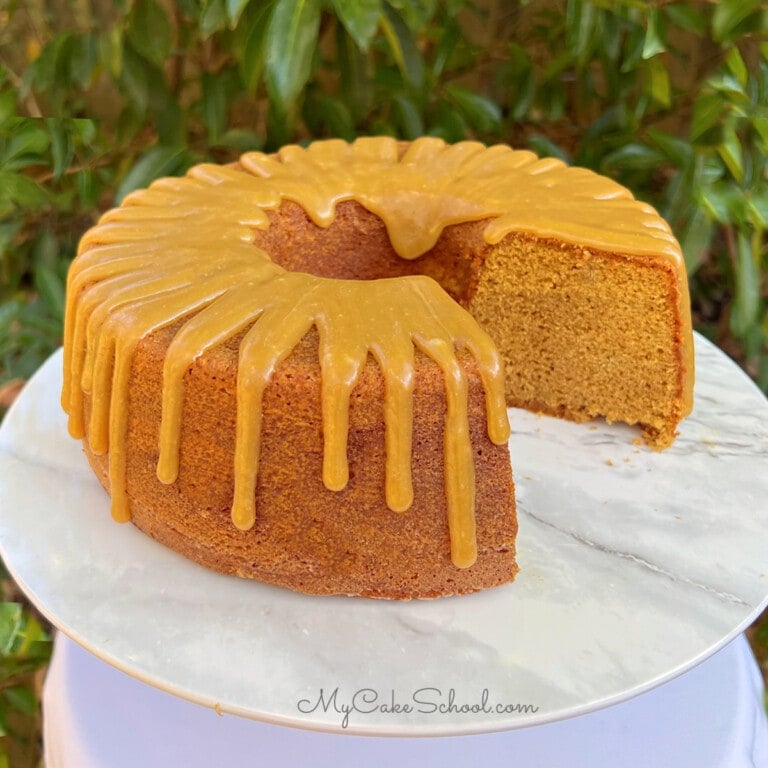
[82,329,518,599]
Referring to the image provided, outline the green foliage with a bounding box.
[0,0,763,392]
[0,603,51,688]
[492,1,768,386]
[0,115,103,384]
[0,599,52,766]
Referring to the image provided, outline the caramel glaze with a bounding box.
[62,136,693,569]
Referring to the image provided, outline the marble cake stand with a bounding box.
[0,334,767,736]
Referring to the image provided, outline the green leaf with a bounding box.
[392,94,424,138]
[642,7,666,59]
[432,19,467,80]
[647,128,693,167]
[663,3,707,35]
[725,46,749,88]
[446,86,502,133]
[115,146,188,203]
[443,0,467,13]
[565,0,599,68]
[663,162,698,226]
[679,206,713,274]
[305,93,355,140]
[388,0,436,30]
[0,91,17,128]
[26,33,72,92]
[128,0,173,66]
[331,0,381,51]
[32,227,59,271]
[76,169,99,209]
[708,71,748,103]
[337,25,372,121]
[757,60,768,113]
[156,98,186,147]
[177,0,200,14]
[699,181,744,224]
[100,26,124,79]
[621,24,646,74]
[432,20,461,80]
[503,58,535,122]
[13,306,62,340]
[579,104,630,148]
[35,264,66,322]
[748,185,768,227]
[201,0,229,39]
[718,122,744,182]
[731,228,760,337]
[69,31,99,88]
[73,118,97,145]
[0,604,22,655]
[264,0,321,114]
[541,49,571,84]
[600,8,621,63]
[227,0,251,27]
[712,0,764,43]
[369,118,397,137]
[380,2,424,90]
[428,100,467,143]
[0,301,22,338]
[602,143,664,172]
[266,99,292,147]
[46,119,75,181]
[3,686,37,717]
[239,2,273,92]
[647,56,670,107]
[0,120,49,168]
[758,349,768,394]
[0,603,51,675]
[119,43,151,116]
[538,79,567,122]
[211,128,264,151]
[0,220,21,262]
[691,92,724,144]
[201,72,228,142]
[525,134,571,164]
[0,171,48,214]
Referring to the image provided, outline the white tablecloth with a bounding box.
[44,632,767,768]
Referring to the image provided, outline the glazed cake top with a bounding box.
[239,136,683,262]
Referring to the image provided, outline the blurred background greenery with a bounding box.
[0,0,766,764]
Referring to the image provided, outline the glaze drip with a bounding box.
[62,136,688,569]
[239,136,684,262]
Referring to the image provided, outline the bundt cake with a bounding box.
[61,136,694,599]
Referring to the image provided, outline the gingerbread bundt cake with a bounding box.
[62,137,693,599]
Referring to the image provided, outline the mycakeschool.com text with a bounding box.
[297,687,540,729]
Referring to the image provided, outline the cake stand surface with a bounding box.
[1,334,767,736]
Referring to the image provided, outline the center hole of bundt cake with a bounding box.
[251,200,488,305]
